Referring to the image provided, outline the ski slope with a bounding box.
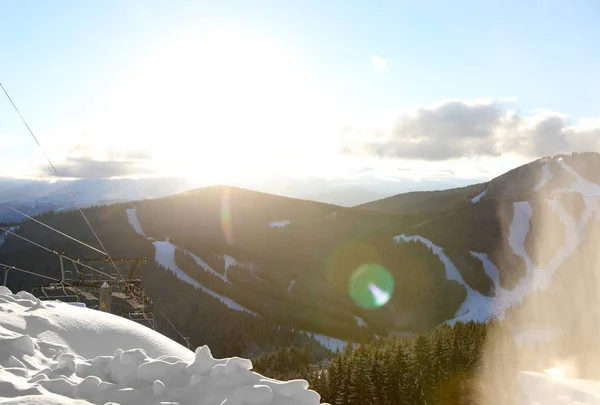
[153,241,255,315]
[354,316,367,327]
[471,188,487,203]
[533,163,552,191]
[0,226,19,248]
[0,287,325,405]
[395,159,600,324]
[126,208,255,315]
[125,208,146,237]
[302,331,348,353]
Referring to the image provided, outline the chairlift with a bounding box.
[123,311,156,330]
[32,284,80,303]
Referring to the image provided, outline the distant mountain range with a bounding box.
[2,151,600,354]
[0,177,197,223]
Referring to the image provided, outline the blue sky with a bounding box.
[1,0,599,193]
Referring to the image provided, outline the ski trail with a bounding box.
[154,241,256,316]
[470,251,502,293]
[533,163,552,192]
[471,188,487,203]
[394,235,492,323]
[126,208,254,315]
[126,208,146,237]
[0,226,18,248]
[186,252,230,284]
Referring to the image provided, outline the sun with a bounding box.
[92,26,335,182]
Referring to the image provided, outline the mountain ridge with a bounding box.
[1,151,600,356]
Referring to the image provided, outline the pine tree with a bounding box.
[370,350,385,404]
[347,351,374,405]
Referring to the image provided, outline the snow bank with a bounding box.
[270,220,291,228]
[471,188,487,203]
[0,287,325,404]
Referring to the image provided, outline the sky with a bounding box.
[1,0,599,197]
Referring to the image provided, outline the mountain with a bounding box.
[1,152,600,360]
[302,186,389,207]
[0,177,198,223]
[356,152,600,214]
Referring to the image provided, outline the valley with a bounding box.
[1,152,600,360]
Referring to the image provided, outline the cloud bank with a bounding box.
[342,99,600,161]
[38,158,153,179]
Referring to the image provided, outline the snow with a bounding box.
[0,287,324,405]
[186,251,230,284]
[471,188,487,203]
[269,220,291,228]
[125,208,254,316]
[303,332,348,353]
[125,208,146,237]
[287,279,296,293]
[0,225,19,248]
[533,163,552,192]
[470,251,501,293]
[223,254,237,271]
[354,316,367,327]
[153,241,256,316]
[394,234,492,323]
[394,160,600,324]
[557,158,600,197]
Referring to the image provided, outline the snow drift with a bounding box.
[0,287,326,404]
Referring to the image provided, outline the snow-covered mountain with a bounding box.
[2,152,600,352]
[0,286,326,404]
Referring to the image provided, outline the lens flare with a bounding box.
[221,189,233,245]
[349,263,394,309]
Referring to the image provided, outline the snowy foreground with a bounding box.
[0,287,326,405]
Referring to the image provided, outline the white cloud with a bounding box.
[341,98,600,161]
[370,55,388,71]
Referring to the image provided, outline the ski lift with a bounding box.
[32,284,80,303]
[123,311,156,330]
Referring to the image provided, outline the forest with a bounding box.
[252,321,518,405]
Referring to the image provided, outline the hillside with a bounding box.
[2,152,600,360]
[357,152,600,214]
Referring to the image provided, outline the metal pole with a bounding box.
[3,267,8,287]
[59,254,65,284]
[99,282,112,312]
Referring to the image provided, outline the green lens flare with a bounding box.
[349,263,394,309]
